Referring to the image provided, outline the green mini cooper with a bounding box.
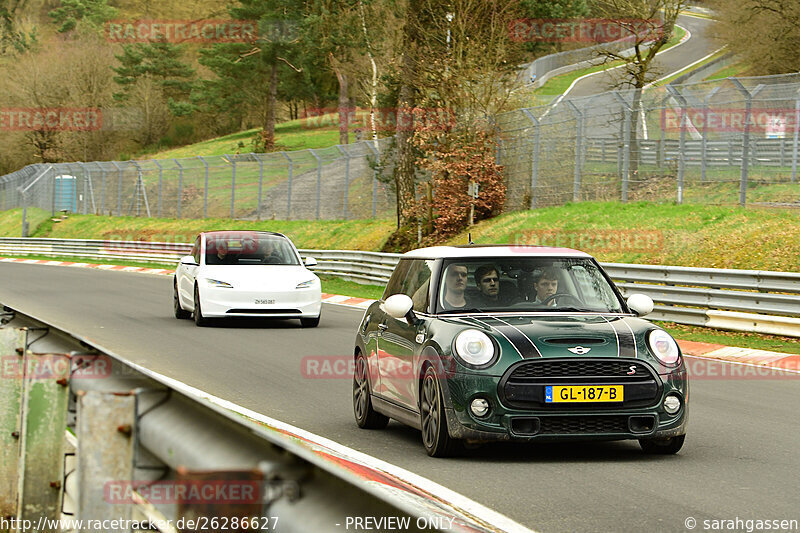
[352,246,688,457]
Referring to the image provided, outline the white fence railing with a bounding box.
[2,237,800,336]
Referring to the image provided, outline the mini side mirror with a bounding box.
[383,294,417,324]
[627,293,654,316]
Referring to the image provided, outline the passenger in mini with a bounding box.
[442,264,469,309]
[532,267,558,305]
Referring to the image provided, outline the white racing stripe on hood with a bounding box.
[600,316,621,358]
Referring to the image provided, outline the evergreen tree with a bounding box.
[49,0,118,34]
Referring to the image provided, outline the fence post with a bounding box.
[614,92,631,202]
[702,87,721,183]
[227,154,237,219]
[152,159,163,217]
[729,79,760,207]
[309,149,322,220]
[110,161,123,216]
[364,141,381,218]
[567,101,583,202]
[173,159,184,219]
[95,162,106,215]
[197,156,209,218]
[77,162,95,214]
[281,152,293,220]
[337,145,350,219]
[666,86,688,205]
[522,110,541,209]
[254,153,264,220]
[792,93,800,183]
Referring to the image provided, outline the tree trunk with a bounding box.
[262,61,278,151]
[394,0,421,228]
[333,63,350,145]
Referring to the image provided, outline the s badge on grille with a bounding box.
[627,365,637,375]
[567,346,591,355]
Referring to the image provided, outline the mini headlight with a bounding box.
[454,329,495,367]
[206,279,233,288]
[648,330,680,365]
[295,279,317,289]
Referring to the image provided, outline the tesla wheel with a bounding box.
[174,281,190,319]
[300,315,320,328]
[420,366,459,457]
[193,285,209,327]
[639,434,685,454]
[353,353,389,429]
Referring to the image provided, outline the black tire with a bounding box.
[174,280,190,319]
[420,366,459,457]
[639,434,686,454]
[353,353,389,429]
[300,314,320,328]
[193,285,209,327]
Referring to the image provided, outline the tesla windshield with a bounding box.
[437,258,624,313]
[205,233,300,266]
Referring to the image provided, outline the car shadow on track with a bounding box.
[379,422,678,462]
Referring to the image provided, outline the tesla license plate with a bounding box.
[255,299,275,305]
[545,385,623,403]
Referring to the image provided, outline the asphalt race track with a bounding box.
[2,263,799,532]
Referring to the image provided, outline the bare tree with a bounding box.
[593,0,688,176]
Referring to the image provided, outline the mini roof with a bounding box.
[403,245,592,259]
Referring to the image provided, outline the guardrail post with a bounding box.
[567,101,583,202]
[309,149,322,220]
[337,146,350,219]
[197,156,209,218]
[74,390,136,531]
[0,328,26,519]
[173,159,184,219]
[17,347,70,525]
[792,93,800,183]
[522,110,541,209]
[227,154,236,219]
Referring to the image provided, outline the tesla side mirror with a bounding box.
[382,294,420,325]
[627,293,654,316]
[180,255,198,266]
[304,257,318,267]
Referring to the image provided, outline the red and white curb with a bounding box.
[4,256,797,372]
[0,257,175,276]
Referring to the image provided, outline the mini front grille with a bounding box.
[507,359,652,380]
[539,415,628,435]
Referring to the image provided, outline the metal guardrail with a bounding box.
[0,305,531,533]
[2,238,800,336]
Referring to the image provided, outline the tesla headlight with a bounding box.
[647,329,680,365]
[295,279,317,289]
[454,329,496,367]
[206,279,233,288]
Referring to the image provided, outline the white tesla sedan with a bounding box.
[173,231,322,327]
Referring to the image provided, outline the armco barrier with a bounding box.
[0,306,531,533]
[1,237,799,336]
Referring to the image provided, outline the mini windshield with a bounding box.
[205,233,300,266]
[437,258,624,314]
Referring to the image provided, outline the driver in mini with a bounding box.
[532,267,559,306]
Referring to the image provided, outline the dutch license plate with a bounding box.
[545,385,624,403]
[255,299,275,305]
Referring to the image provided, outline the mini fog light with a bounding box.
[470,398,490,417]
[663,394,681,415]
